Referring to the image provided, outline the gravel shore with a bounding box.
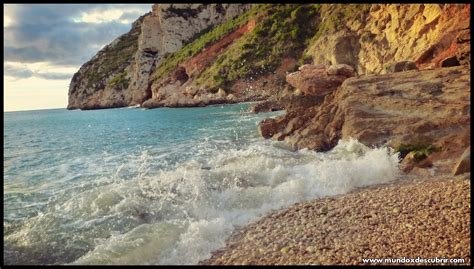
[200,174,471,265]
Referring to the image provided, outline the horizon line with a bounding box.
[4,107,67,113]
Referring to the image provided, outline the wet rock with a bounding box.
[258,118,279,139]
[250,100,284,114]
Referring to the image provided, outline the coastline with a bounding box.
[200,172,471,265]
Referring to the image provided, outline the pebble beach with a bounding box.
[201,174,471,265]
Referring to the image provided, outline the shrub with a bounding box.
[109,71,129,90]
[395,144,442,160]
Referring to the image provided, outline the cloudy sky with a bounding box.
[4,4,152,111]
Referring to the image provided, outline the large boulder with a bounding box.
[285,64,354,96]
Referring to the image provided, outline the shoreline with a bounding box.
[200,172,471,265]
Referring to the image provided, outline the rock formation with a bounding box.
[68,4,250,109]
[262,65,470,174]
[68,3,470,117]
[307,4,470,74]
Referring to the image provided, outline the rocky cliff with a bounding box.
[68,4,250,109]
[253,4,470,177]
[305,4,470,74]
[67,3,470,176]
[68,4,469,110]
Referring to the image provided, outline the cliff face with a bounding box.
[68,4,469,110]
[306,4,470,74]
[67,14,146,109]
[68,4,250,109]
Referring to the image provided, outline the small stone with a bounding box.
[320,206,329,215]
[280,247,290,254]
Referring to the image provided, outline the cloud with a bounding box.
[5,63,72,80]
[4,63,34,79]
[4,4,151,67]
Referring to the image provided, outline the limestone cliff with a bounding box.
[67,14,146,110]
[68,4,470,110]
[306,4,470,74]
[68,4,250,109]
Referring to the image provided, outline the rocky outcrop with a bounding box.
[307,4,470,74]
[143,18,257,108]
[67,14,147,110]
[68,4,250,110]
[264,66,470,174]
[286,64,354,96]
[129,4,251,107]
[250,100,284,114]
[258,64,354,142]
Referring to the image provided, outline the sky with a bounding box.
[4,4,152,111]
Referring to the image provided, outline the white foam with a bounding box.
[69,138,400,264]
[5,137,400,265]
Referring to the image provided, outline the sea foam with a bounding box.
[4,106,400,265]
[67,138,400,264]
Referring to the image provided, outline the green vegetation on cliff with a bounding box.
[196,4,320,90]
[151,4,321,91]
[150,6,260,82]
[82,28,139,90]
[109,71,130,90]
[396,144,442,161]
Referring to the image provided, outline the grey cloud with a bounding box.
[36,73,72,80]
[4,4,151,67]
[4,64,34,79]
[5,64,72,80]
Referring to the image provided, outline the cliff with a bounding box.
[254,4,470,177]
[305,4,470,74]
[68,4,250,109]
[68,4,469,110]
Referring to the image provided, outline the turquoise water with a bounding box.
[4,103,400,265]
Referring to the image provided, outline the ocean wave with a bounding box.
[4,137,401,265]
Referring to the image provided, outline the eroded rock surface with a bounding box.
[265,66,470,170]
[286,64,354,96]
[307,4,471,74]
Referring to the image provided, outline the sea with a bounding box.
[3,103,401,265]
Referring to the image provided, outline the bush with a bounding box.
[395,144,442,160]
[109,71,129,90]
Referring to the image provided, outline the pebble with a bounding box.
[201,175,470,265]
